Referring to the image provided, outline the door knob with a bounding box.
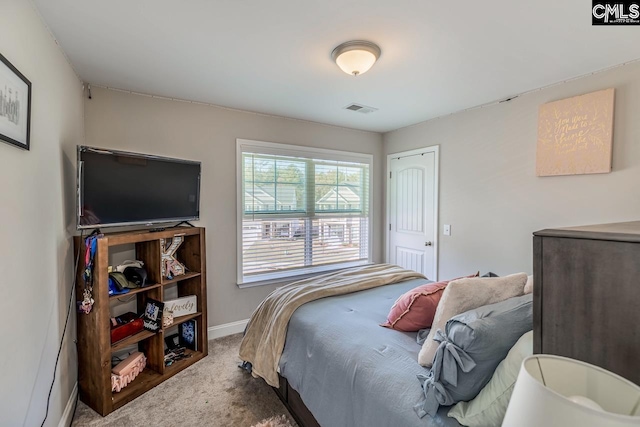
[425,241,433,246]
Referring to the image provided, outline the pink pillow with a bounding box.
[381,273,479,332]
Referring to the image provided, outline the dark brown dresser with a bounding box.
[534,221,640,386]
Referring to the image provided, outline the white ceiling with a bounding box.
[33,0,640,133]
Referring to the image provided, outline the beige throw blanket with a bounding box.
[239,264,426,387]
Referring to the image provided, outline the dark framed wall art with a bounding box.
[0,53,31,150]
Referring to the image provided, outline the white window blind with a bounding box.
[237,139,372,284]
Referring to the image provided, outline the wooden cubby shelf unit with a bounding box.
[74,227,208,416]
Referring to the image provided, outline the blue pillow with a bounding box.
[415,293,532,418]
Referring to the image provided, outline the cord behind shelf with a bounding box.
[40,231,84,427]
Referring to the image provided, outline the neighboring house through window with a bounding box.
[237,139,372,285]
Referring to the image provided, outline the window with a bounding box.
[237,139,372,285]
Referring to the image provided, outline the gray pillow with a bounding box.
[414,294,533,418]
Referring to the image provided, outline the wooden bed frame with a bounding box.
[273,374,320,427]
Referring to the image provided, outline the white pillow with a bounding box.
[448,331,533,427]
[417,273,527,367]
[524,275,533,294]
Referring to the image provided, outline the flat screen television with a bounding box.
[77,146,201,229]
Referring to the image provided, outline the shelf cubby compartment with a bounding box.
[111,329,157,352]
[165,312,202,330]
[111,367,162,411]
[109,282,163,300]
[163,349,205,377]
[161,271,201,286]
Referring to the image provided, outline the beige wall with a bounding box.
[84,87,383,326]
[384,61,640,280]
[0,1,84,425]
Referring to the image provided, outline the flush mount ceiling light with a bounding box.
[331,41,381,76]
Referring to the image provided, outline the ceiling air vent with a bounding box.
[344,103,378,114]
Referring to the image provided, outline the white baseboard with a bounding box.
[208,319,249,340]
[58,382,78,427]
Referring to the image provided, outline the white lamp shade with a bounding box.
[331,41,380,76]
[503,355,640,427]
[335,50,377,76]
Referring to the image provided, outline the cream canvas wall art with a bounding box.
[536,88,614,176]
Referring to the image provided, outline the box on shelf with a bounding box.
[110,312,144,344]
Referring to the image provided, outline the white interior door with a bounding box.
[388,148,438,279]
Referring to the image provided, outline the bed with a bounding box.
[275,277,461,427]
[239,264,533,427]
[242,222,640,427]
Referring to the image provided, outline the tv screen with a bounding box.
[77,146,201,229]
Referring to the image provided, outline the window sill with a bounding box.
[237,261,374,289]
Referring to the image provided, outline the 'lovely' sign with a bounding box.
[164,295,197,318]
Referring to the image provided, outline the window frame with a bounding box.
[236,138,373,287]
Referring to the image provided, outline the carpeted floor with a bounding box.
[72,334,298,427]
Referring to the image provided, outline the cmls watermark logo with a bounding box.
[592,1,640,24]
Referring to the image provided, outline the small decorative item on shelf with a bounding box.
[160,236,186,280]
[164,295,197,318]
[142,298,165,332]
[111,352,147,392]
[179,319,197,350]
[162,309,174,328]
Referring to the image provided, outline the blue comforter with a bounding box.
[279,278,462,427]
